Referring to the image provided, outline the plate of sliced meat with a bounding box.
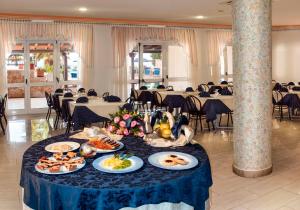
[87,134,124,153]
[35,152,86,175]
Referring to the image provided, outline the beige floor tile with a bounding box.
[241,189,298,210]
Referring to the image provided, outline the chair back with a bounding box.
[76,97,89,103]
[55,88,64,94]
[153,91,163,106]
[207,82,214,85]
[45,92,53,107]
[185,87,194,92]
[221,81,228,85]
[64,92,73,97]
[130,89,139,100]
[139,86,148,90]
[61,99,74,122]
[3,94,7,111]
[102,92,109,98]
[78,88,85,93]
[166,86,174,91]
[157,85,165,89]
[52,94,61,111]
[292,86,300,91]
[288,82,295,86]
[185,95,201,113]
[0,96,4,116]
[87,89,97,96]
[198,84,209,92]
[272,90,283,104]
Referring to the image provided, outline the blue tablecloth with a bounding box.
[162,95,186,112]
[20,135,212,210]
[72,106,110,130]
[202,99,232,122]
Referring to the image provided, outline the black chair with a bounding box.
[87,89,98,97]
[52,94,62,129]
[157,85,165,89]
[153,91,168,111]
[64,92,73,97]
[76,97,89,103]
[78,88,85,93]
[166,86,174,91]
[292,86,300,91]
[288,82,295,86]
[198,84,209,92]
[102,92,109,98]
[120,103,134,112]
[221,81,228,85]
[55,88,64,94]
[272,90,290,121]
[207,82,214,85]
[139,86,148,90]
[0,96,6,134]
[185,87,194,92]
[61,99,74,134]
[185,95,212,132]
[130,89,144,111]
[45,92,54,121]
[2,94,7,124]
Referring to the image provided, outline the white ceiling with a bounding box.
[0,0,299,25]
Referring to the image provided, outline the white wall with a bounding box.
[91,25,115,96]
[272,30,300,83]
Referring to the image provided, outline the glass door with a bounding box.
[6,43,26,114]
[128,43,166,90]
[28,42,56,112]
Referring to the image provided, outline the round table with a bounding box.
[20,134,212,210]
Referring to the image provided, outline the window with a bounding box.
[221,46,233,82]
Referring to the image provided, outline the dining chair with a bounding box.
[157,85,165,89]
[220,81,228,85]
[184,95,212,132]
[87,89,98,97]
[2,94,7,124]
[55,88,64,94]
[78,88,85,93]
[207,82,215,85]
[0,97,6,134]
[45,91,54,121]
[102,92,109,98]
[153,91,168,111]
[52,94,62,129]
[198,84,209,92]
[139,86,148,90]
[61,99,74,134]
[64,92,73,97]
[185,87,194,92]
[272,90,290,121]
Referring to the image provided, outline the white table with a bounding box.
[69,100,125,118]
[58,95,100,107]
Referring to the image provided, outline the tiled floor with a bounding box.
[1,114,300,210]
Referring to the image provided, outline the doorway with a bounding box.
[5,41,81,115]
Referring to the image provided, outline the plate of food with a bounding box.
[35,152,86,175]
[45,142,80,153]
[92,152,143,173]
[148,152,198,170]
[87,135,124,153]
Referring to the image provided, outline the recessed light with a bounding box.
[195,15,206,19]
[78,7,88,12]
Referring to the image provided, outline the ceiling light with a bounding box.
[195,15,206,19]
[78,7,88,12]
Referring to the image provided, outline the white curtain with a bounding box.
[207,30,232,83]
[0,20,93,94]
[111,26,199,99]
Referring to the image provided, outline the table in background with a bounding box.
[69,100,124,119]
[21,135,212,210]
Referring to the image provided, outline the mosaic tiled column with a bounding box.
[232,0,272,177]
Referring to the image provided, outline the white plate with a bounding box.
[92,155,143,173]
[35,156,86,175]
[45,142,81,153]
[148,152,198,170]
[89,134,124,153]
